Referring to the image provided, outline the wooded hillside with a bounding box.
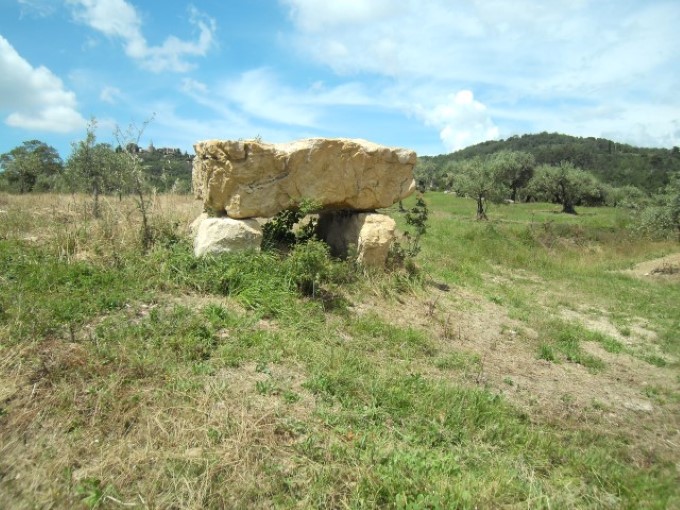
[417,132,680,193]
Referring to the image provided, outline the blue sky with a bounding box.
[1,0,679,159]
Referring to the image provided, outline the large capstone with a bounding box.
[192,138,416,218]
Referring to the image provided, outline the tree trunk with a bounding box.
[135,175,152,252]
[562,201,577,214]
[476,196,488,220]
[92,181,100,218]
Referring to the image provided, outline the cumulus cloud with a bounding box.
[281,0,680,149]
[417,90,499,152]
[66,0,216,72]
[0,35,86,132]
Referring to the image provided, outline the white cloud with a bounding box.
[149,102,299,151]
[100,85,122,103]
[18,0,56,17]
[192,68,372,127]
[416,90,499,152]
[306,81,371,107]
[0,35,86,132]
[282,0,631,85]
[180,77,208,95]
[66,0,216,72]
[608,122,680,149]
[220,68,318,126]
[281,0,680,149]
[281,0,396,32]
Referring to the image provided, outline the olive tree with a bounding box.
[451,157,505,220]
[528,162,601,214]
[0,140,63,193]
[114,117,156,251]
[490,150,535,202]
[65,119,123,218]
[638,174,680,240]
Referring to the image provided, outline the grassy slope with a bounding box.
[0,193,679,509]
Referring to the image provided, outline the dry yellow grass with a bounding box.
[0,192,202,259]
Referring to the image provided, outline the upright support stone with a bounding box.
[317,212,396,267]
[193,216,263,257]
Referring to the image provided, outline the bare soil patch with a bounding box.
[350,284,680,463]
[559,308,666,353]
[622,252,680,282]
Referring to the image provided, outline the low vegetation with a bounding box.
[1,191,678,509]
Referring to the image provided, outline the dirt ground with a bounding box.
[622,252,680,282]
[351,269,680,465]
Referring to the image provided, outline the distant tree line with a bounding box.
[417,132,680,194]
[416,133,680,238]
[430,150,615,218]
[0,131,193,196]
[0,119,196,250]
[3,129,679,240]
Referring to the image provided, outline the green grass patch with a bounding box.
[643,354,668,368]
[434,350,481,371]
[537,343,556,362]
[1,193,679,508]
[540,320,606,371]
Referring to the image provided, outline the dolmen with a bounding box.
[190,138,417,267]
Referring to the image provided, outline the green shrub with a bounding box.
[262,199,322,250]
[285,240,333,296]
[390,195,429,267]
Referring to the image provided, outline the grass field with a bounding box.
[1,192,679,509]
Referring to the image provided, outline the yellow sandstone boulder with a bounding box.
[192,138,416,218]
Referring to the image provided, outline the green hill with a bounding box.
[135,146,194,193]
[417,132,680,193]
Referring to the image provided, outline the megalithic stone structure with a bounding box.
[190,138,417,266]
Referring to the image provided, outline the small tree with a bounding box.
[262,199,322,250]
[528,162,600,214]
[389,194,430,269]
[452,157,504,220]
[115,117,156,251]
[400,194,429,259]
[634,182,680,241]
[65,119,121,217]
[413,158,440,191]
[660,173,680,241]
[490,150,535,202]
[606,185,648,209]
[0,140,63,193]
